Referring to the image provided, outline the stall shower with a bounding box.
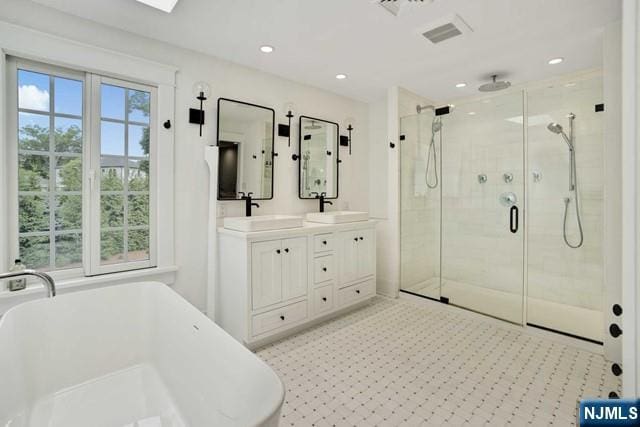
[400,73,604,343]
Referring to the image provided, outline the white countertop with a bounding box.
[217,219,379,240]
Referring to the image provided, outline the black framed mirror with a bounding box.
[298,116,339,199]
[217,98,275,200]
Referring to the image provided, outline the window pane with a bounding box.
[55,233,82,269]
[55,157,81,191]
[101,121,125,155]
[55,117,82,153]
[19,154,49,191]
[128,229,149,261]
[129,160,149,191]
[19,195,50,233]
[54,77,82,116]
[101,230,124,264]
[101,84,125,120]
[128,194,149,226]
[128,90,150,123]
[19,235,50,270]
[101,194,124,227]
[18,70,49,112]
[100,165,125,191]
[128,125,149,157]
[19,112,49,151]
[55,194,82,230]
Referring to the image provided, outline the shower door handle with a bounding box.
[510,205,519,234]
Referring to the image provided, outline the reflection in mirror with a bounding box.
[299,116,339,199]
[217,98,275,200]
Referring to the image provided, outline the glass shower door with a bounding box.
[399,113,441,300]
[440,92,525,324]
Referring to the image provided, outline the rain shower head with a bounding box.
[478,74,511,92]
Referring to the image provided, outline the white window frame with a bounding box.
[6,57,158,279]
[89,75,158,275]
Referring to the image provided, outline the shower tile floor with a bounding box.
[255,295,620,426]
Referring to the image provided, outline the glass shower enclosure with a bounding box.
[399,75,604,341]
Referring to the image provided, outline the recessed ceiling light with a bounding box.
[455,82,467,88]
[468,112,476,115]
[548,57,564,65]
[260,45,274,53]
[336,74,347,80]
[134,0,179,13]
[564,82,576,87]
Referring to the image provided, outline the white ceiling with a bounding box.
[29,0,621,103]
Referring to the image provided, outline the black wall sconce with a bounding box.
[190,81,210,137]
[347,124,354,155]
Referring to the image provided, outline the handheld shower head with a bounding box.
[547,122,572,148]
[547,122,563,134]
[432,119,442,133]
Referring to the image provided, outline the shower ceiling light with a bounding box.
[336,74,347,80]
[134,0,179,12]
[468,112,476,115]
[455,82,467,88]
[548,57,564,65]
[260,45,274,53]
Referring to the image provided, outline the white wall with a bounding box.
[603,21,623,363]
[0,0,369,312]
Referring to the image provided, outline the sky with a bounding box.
[18,69,149,157]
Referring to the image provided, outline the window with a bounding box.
[9,59,157,276]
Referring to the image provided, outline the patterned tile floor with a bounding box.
[255,295,621,426]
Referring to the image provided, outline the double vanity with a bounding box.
[217,211,376,347]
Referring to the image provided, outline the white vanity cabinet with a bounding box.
[217,220,377,347]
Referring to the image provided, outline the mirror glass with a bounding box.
[217,98,274,200]
[299,116,339,199]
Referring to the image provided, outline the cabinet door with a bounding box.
[356,228,375,279]
[282,237,308,301]
[338,230,359,285]
[252,240,283,309]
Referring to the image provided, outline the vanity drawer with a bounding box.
[313,254,335,284]
[313,233,335,253]
[313,284,334,315]
[337,279,375,307]
[252,301,308,337]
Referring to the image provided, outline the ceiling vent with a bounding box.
[418,14,473,44]
[375,0,435,17]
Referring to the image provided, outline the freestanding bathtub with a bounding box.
[0,282,284,426]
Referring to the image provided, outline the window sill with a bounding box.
[0,265,178,316]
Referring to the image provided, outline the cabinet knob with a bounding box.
[285,248,289,253]
[322,240,327,245]
[276,249,281,254]
[280,315,285,321]
[354,237,358,242]
[322,267,327,272]
[356,289,360,294]
[359,237,364,241]
[322,297,327,302]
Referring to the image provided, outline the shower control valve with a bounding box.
[477,174,488,184]
[503,172,514,183]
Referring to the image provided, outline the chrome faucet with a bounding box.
[0,269,56,297]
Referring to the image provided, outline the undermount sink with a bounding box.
[305,211,369,224]
[224,214,303,232]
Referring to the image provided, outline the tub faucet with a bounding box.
[311,192,333,212]
[239,192,260,217]
[0,269,56,297]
